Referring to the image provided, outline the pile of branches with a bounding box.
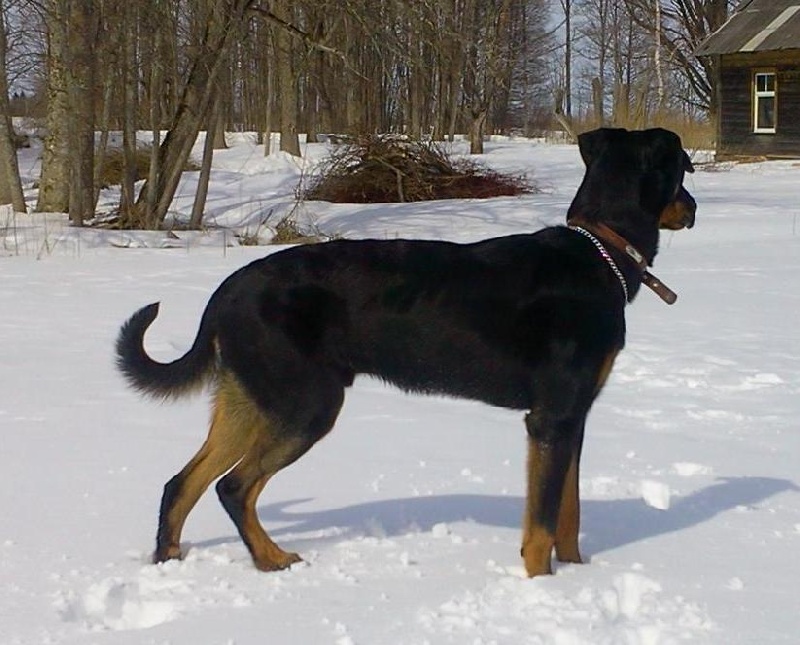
[302,136,534,203]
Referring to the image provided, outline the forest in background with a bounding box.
[1,0,732,228]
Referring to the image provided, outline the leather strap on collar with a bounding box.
[567,219,678,305]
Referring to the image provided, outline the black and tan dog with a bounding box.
[117,127,696,577]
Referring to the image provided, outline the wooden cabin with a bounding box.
[697,0,800,158]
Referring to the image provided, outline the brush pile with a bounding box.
[303,136,534,203]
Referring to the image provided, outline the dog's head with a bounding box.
[568,127,696,232]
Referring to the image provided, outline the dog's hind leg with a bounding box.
[215,433,305,571]
[154,374,259,564]
[215,372,345,572]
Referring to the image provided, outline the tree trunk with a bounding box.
[189,96,222,229]
[119,0,138,219]
[37,0,70,213]
[408,28,423,139]
[469,107,487,154]
[654,0,664,113]
[562,0,572,117]
[631,85,648,128]
[212,115,228,150]
[0,0,26,212]
[93,78,114,208]
[553,88,577,141]
[132,0,254,228]
[591,77,604,127]
[263,52,274,156]
[612,82,630,126]
[67,0,97,226]
[274,0,301,156]
[447,66,459,142]
[141,3,165,228]
[212,68,229,149]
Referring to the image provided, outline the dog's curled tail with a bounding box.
[115,302,217,400]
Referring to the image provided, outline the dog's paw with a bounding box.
[152,544,183,564]
[254,551,303,572]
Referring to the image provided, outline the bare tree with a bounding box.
[576,0,613,124]
[572,0,652,126]
[129,0,256,228]
[189,94,224,228]
[36,0,70,213]
[272,0,301,156]
[463,0,522,154]
[66,0,97,226]
[501,0,554,135]
[436,0,465,141]
[118,0,138,220]
[625,0,733,111]
[0,0,26,211]
[13,0,582,229]
[559,0,574,118]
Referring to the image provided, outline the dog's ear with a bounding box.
[683,150,695,174]
[644,129,692,175]
[577,129,610,166]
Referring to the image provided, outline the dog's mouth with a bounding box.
[659,186,696,230]
[659,206,695,230]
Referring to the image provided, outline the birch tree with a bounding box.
[625,0,733,111]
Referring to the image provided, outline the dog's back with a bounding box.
[201,231,626,409]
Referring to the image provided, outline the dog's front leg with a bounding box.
[553,441,583,564]
[521,410,580,577]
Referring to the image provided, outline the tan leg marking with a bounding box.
[521,439,555,577]
[223,429,307,571]
[242,472,302,571]
[156,375,258,561]
[554,454,582,563]
[595,351,618,395]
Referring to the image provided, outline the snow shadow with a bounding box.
[241,476,797,556]
[582,476,799,555]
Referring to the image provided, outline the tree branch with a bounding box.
[249,4,367,79]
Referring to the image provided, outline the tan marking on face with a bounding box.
[659,200,694,230]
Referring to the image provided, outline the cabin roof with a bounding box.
[696,0,800,55]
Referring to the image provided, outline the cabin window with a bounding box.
[754,72,776,134]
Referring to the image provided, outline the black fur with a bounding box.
[116,127,696,576]
[115,302,218,399]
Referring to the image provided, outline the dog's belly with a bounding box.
[348,318,534,410]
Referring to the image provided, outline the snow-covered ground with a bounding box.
[2,135,799,644]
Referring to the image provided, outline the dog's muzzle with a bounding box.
[660,186,696,230]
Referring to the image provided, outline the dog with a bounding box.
[116,127,696,577]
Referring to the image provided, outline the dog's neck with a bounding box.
[567,219,677,305]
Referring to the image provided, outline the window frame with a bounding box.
[753,70,777,134]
